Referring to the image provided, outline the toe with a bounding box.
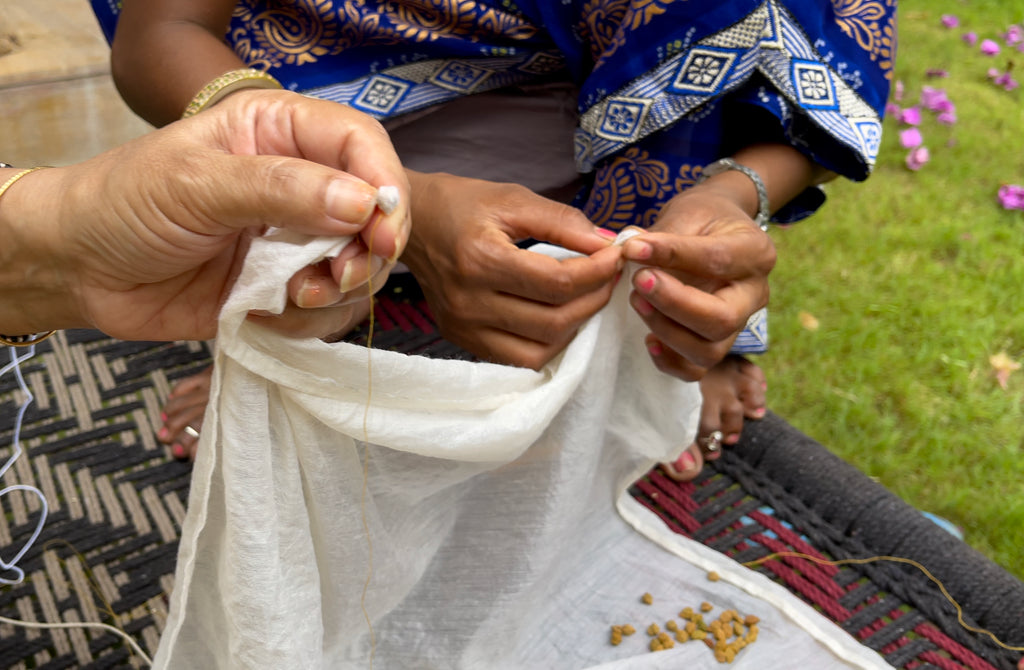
[661,443,704,482]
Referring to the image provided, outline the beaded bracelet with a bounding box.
[181,68,283,119]
[696,158,771,231]
[0,163,58,347]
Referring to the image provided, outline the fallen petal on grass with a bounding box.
[899,127,923,148]
[899,106,922,125]
[989,351,1021,389]
[905,146,930,170]
[798,311,820,331]
[940,14,959,28]
[980,39,1001,55]
[963,31,978,46]
[997,184,1024,211]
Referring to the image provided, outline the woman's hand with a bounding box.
[621,187,776,381]
[0,90,410,342]
[401,171,622,369]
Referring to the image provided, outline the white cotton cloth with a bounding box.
[152,230,888,670]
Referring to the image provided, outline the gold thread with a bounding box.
[742,551,1024,652]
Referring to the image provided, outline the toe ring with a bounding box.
[183,425,200,440]
[698,430,723,453]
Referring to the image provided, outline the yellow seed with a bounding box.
[680,606,694,619]
[733,621,745,637]
[622,624,636,636]
[611,625,622,635]
[719,610,735,623]
[684,621,697,634]
[647,623,660,636]
[649,639,664,652]
[675,630,690,643]
[692,629,707,641]
[725,648,737,663]
[641,592,653,605]
[665,620,679,632]
[610,632,622,646]
[700,601,713,613]
[744,614,760,626]
[707,571,721,582]
[657,632,671,644]
[662,637,675,649]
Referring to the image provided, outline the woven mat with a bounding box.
[1,275,1022,669]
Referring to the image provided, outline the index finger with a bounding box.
[493,243,623,305]
[622,228,776,280]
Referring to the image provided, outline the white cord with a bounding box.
[1,344,154,667]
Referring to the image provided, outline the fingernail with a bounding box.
[674,450,696,471]
[296,277,342,308]
[339,254,387,293]
[624,240,653,260]
[646,339,663,356]
[753,407,766,418]
[636,270,656,294]
[725,433,741,445]
[634,296,655,317]
[171,444,186,459]
[595,227,618,240]
[158,427,170,440]
[327,178,376,223]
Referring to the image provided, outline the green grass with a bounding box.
[763,2,1024,578]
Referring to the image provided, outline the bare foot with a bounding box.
[157,300,372,462]
[661,355,767,481]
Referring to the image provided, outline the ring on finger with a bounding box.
[698,430,723,453]
[183,425,200,440]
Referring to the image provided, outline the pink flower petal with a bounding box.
[1004,77,1020,91]
[885,101,901,118]
[988,67,1002,79]
[899,106,922,126]
[905,146,930,171]
[998,185,1024,211]
[926,69,949,78]
[937,111,957,125]
[963,31,978,46]
[941,14,959,28]
[981,39,1001,55]
[920,87,951,112]
[1006,25,1023,45]
[899,127,923,148]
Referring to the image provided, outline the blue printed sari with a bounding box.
[92,0,896,353]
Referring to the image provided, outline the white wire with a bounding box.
[1,343,154,666]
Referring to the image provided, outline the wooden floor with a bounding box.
[0,0,151,167]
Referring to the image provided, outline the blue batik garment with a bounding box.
[91,0,896,354]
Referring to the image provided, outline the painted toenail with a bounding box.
[674,451,696,471]
[172,444,186,459]
[158,427,170,440]
[160,412,168,422]
[754,407,766,418]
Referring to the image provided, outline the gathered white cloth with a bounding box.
[153,230,887,670]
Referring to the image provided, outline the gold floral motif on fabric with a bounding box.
[831,0,897,79]
[584,147,674,229]
[231,0,537,69]
[580,0,674,69]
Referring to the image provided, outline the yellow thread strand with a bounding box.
[742,551,1024,652]
[359,217,380,669]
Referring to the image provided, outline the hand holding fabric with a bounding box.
[0,90,410,342]
[401,172,623,370]
[621,187,776,381]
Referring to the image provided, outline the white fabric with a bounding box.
[153,231,888,670]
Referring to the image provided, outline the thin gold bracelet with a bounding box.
[0,165,57,346]
[181,68,283,119]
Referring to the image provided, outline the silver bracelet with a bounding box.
[696,158,770,231]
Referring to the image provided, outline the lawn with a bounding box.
[762,1,1024,578]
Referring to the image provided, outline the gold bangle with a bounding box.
[0,331,57,347]
[181,68,283,119]
[0,166,49,202]
[0,166,57,346]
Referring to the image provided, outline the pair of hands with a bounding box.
[6,91,409,342]
[400,171,776,381]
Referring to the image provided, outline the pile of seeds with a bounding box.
[607,576,760,663]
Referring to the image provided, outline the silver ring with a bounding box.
[698,430,723,453]
[183,425,200,440]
